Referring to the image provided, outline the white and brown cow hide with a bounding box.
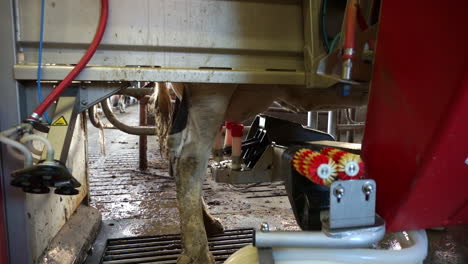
[150,83,368,264]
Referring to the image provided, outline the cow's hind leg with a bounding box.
[202,197,224,236]
[169,84,236,264]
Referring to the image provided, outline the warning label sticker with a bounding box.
[51,116,68,126]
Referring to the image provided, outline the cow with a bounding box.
[150,82,368,264]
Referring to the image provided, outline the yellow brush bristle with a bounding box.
[337,153,361,170]
[323,159,338,186]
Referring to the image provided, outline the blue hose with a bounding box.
[321,0,330,53]
[37,0,51,124]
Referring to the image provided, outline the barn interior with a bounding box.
[0,0,467,264]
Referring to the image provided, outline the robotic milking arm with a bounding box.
[0,0,109,195]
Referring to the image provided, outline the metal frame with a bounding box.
[14,65,306,85]
[264,230,428,264]
[255,225,385,249]
[13,0,335,87]
[212,145,286,184]
[0,0,30,262]
[0,2,100,262]
[45,96,80,162]
[328,180,376,229]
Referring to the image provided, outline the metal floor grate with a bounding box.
[101,228,254,264]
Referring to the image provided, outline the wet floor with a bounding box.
[86,104,466,263]
[87,105,299,236]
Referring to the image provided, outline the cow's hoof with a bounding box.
[205,218,224,236]
[177,251,215,264]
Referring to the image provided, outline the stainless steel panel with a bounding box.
[14,65,306,84]
[0,0,31,262]
[329,180,376,229]
[18,0,304,71]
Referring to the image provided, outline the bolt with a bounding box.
[333,185,345,200]
[362,183,373,195]
[81,100,88,105]
[260,222,269,232]
[465,157,468,165]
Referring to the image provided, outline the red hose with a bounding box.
[30,0,109,120]
[343,0,358,59]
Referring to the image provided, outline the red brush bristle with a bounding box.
[293,149,338,186]
[332,150,347,163]
[293,150,322,182]
[321,147,335,156]
[309,155,337,186]
[321,148,345,163]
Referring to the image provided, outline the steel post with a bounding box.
[327,111,336,138]
[0,0,29,262]
[139,96,149,170]
[307,111,318,129]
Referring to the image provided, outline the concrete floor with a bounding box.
[85,104,467,263]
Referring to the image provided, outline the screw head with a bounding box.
[362,183,373,195]
[333,185,345,199]
[465,157,468,165]
[81,100,88,105]
[260,222,269,232]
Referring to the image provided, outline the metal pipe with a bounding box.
[272,230,428,264]
[0,123,31,138]
[118,88,154,98]
[255,227,385,249]
[344,108,364,125]
[267,107,295,113]
[307,111,318,129]
[88,106,101,129]
[6,144,40,164]
[20,134,54,161]
[101,99,156,135]
[88,106,116,129]
[337,124,365,130]
[327,111,336,138]
[25,141,43,156]
[139,96,149,170]
[341,0,358,81]
[0,135,33,168]
[1,127,21,138]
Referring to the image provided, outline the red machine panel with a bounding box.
[362,0,468,232]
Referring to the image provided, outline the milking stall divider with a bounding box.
[1,0,467,263]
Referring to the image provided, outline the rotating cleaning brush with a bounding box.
[320,148,365,180]
[292,148,337,186]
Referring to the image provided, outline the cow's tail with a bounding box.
[147,82,173,158]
